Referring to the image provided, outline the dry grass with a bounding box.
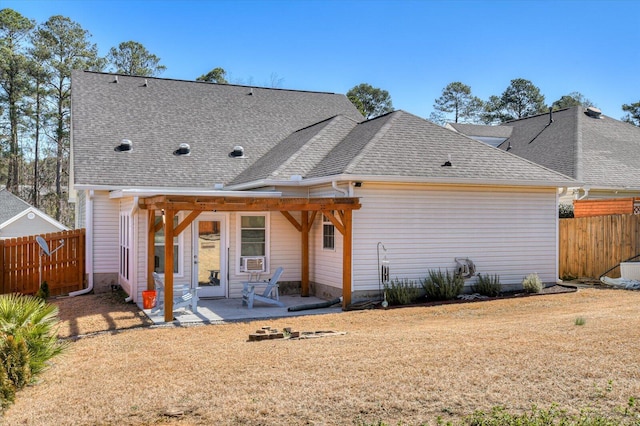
[4,288,640,425]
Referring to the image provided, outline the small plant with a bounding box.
[421,269,464,301]
[0,294,68,411]
[559,203,574,218]
[34,281,50,300]
[472,274,501,297]
[384,278,422,305]
[575,317,586,326]
[522,273,543,293]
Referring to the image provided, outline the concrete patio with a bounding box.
[143,294,343,325]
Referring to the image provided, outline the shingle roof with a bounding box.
[71,71,363,188]
[72,72,576,190]
[0,189,31,224]
[497,106,640,188]
[304,111,575,184]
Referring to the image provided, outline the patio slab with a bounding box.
[143,294,343,325]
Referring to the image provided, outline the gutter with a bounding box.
[70,190,94,296]
[227,174,580,191]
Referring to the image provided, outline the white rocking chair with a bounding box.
[151,272,199,315]
[242,267,284,309]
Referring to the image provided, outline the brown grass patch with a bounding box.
[5,288,640,425]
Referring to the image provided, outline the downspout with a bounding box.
[556,187,562,284]
[124,197,139,303]
[70,190,94,296]
[578,186,591,200]
[332,181,348,197]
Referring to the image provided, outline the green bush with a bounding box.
[421,269,464,301]
[472,274,501,297]
[34,281,50,300]
[559,203,574,218]
[384,278,422,305]
[522,273,543,293]
[0,294,67,410]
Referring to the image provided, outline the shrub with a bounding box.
[421,269,464,301]
[0,294,67,410]
[34,281,50,300]
[472,274,501,297]
[522,273,543,293]
[384,278,422,305]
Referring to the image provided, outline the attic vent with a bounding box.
[585,106,602,119]
[229,146,245,158]
[114,139,132,152]
[173,143,191,156]
[113,75,118,83]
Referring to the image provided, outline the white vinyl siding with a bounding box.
[93,191,120,274]
[349,183,558,292]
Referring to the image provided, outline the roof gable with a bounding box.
[0,189,31,224]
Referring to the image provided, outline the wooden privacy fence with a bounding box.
[0,229,85,296]
[559,215,640,280]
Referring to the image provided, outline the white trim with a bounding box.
[105,188,281,198]
[225,174,581,191]
[0,206,69,231]
[235,212,270,276]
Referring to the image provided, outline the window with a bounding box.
[119,214,130,280]
[238,214,268,272]
[154,213,181,274]
[323,213,335,250]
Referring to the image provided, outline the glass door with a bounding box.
[193,214,226,298]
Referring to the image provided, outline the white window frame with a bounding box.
[236,212,270,275]
[119,213,130,281]
[322,212,335,251]
[153,211,184,277]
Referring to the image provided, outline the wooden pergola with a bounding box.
[138,195,362,322]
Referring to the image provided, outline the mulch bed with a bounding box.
[349,283,578,310]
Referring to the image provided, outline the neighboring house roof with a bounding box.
[0,189,69,233]
[446,122,513,138]
[72,71,576,191]
[71,71,363,189]
[445,123,513,148]
[495,106,640,190]
[0,189,32,225]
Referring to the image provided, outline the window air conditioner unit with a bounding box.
[240,256,266,273]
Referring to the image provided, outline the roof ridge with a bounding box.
[343,111,403,174]
[77,70,345,96]
[269,116,353,178]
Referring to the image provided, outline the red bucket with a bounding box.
[142,290,157,309]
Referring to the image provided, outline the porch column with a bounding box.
[164,209,175,322]
[342,209,353,308]
[147,210,155,291]
[301,211,309,296]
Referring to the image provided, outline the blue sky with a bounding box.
[4,0,639,120]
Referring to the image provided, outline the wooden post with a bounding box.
[147,210,155,291]
[0,239,4,293]
[301,211,309,297]
[164,209,175,322]
[342,209,352,309]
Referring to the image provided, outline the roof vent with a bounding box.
[113,75,118,83]
[173,143,191,156]
[585,106,602,119]
[114,139,132,152]
[229,146,245,158]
